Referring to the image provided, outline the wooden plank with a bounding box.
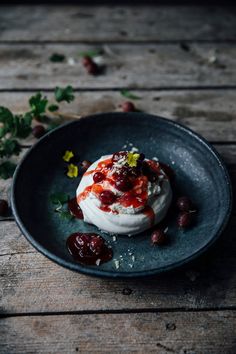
[1,311,236,353]
[0,90,236,143]
[0,215,236,314]
[0,6,235,42]
[0,43,235,89]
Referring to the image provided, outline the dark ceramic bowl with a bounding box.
[11,113,232,278]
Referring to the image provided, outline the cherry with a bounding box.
[93,172,105,183]
[86,62,98,75]
[176,196,192,212]
[127,166,141,178]
[90,236,104,255]
[138,153,145,162]
[151,229,166,245]
[99,190,116,205]
[32,125,46,139]
[112,151,127,163]
[75,233,90,254]
[177,212,192,228]
[142,161,158,182]
[82,56,93,67]
[81,160,92,172]
[115,176,132,192]
[0,199,8,216]
[159,162,174,181]
[113,166,129,179]
[121,101,136,112]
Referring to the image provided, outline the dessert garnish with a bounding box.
[67,163,78,178]
[63,150,74,162]
[67,232,112,265]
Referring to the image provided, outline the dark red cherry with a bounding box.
[82,56,93,67]
[99,190,116,205]
[93,172,105,183]
[142,161,158,182]
[113,166,129,178]
[86,62,98,75]
[90,236,104,255]
[32,125,46,139]
[115,176,132,192]
[121,101,136,112]
[112,151,127,163]
[176,196,192,212]
[177,212,192,228]
[151,229,166,245]
[75,233,90,254]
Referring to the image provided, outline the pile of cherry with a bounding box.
[151,196,197,246]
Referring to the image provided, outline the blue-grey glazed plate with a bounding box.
[11,113,232,278]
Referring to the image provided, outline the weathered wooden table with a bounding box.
[0,5,236,353]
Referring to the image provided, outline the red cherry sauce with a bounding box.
[68,197,84,219]
[67,232,113,265]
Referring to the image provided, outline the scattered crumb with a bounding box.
[67,57,75,66]
[130,147,139,153]
[96,259,101,266]
[114,259,120,269]
[112,235,117,242]
[131,255,135,262]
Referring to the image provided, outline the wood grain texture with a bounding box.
[0,6,235,42]
[1,311,236,354]
[0,90,236,143]
[0,43,234,89]
[0,215,235,314]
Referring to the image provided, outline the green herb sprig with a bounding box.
[120,89,142,100]
[0,86,75,179]
[50,192,73,220]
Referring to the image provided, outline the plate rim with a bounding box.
[11,112,233,278]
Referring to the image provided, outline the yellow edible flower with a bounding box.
[127,152,140,167]
[63,150,74,162]
[67,164,78,178]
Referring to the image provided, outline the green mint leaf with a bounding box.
[120,89,141,100]
[49,53,65,62]
[0,107,14,123]
[78,49,102,58]
[48,104,59,112]
[50,192,69,205]
[0,161,17,179]
[13,114,33,139]
[0,139,21,158]
[54,86,75,103]
[29,93,48,117]
[59,210,73,220]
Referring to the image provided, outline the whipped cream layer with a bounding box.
[76,155,172,236]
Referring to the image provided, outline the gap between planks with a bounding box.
[2,306,236,319]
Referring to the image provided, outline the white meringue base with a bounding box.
[76,155,172,236]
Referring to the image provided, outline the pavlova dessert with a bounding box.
[76,151,172,235]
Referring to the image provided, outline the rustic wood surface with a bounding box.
[0,5,236,353]
[1,312,236,354]
[0,43,235,89]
